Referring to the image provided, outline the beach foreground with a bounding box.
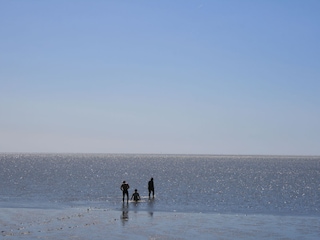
[1,207,319,240]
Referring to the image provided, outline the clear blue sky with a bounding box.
[1,0,319,155]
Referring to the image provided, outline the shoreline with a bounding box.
[1,206,320,239]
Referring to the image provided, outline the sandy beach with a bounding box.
[1,206,320,239]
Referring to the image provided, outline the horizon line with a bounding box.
[1,151,319,157]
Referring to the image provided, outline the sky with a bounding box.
[1,0,319,155]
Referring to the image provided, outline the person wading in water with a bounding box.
[131,189,141,202]
[120,181,130,202]
[148,178,154,199]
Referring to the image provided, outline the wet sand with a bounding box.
[1,206,320,239]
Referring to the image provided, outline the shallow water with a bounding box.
[1,153,319,216]
[1,207,320,240]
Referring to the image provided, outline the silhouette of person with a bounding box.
[120,181,130,202]
[148,178,154,199]
[131,189,141,202]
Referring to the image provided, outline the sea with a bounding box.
[1,153,319,217]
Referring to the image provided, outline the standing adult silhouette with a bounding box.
[120,181,130,202]
[148,178,154,199]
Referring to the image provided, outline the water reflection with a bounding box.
[132,201,140,213]
[148,198,154,217]
[120,202,129,225]
[120,198,155,225]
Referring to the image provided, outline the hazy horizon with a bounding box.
[1,152,319,158]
